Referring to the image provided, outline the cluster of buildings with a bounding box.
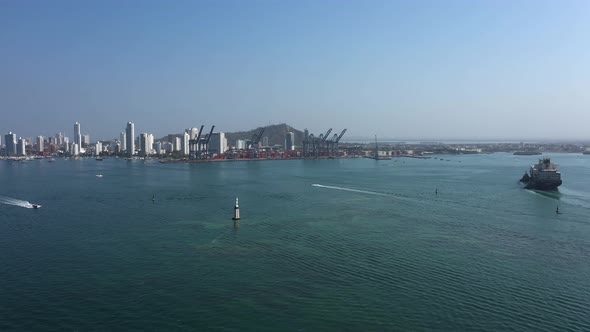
[1,122,92,157]
[2,121,298,159]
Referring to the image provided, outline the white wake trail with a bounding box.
[311,184,391,197]
[0,195,34,208]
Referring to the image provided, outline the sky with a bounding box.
[1,0,589,141]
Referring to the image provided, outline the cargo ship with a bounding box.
[519,157,562,190]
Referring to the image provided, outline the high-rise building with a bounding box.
[285,131,295,151]
[17,137,26,156]
[83,134,90,148]
[4,132,17,156]
[137,133,154,156]
[208,132,226,155]
[120,132,126,152]
[188,127,199,139]
[139,133,149,156]
[163,142,174,153]
[37,136,44,152]
[236,139,246,150]
[147,134,154,156]
[181,132,190,156]
[126,122,135,157]
[72,143,80,156]
[56,132,64,146]
[174,137,181,151]
[95,142,103,155]
[262,136,269,147]
[154,142,162,155]
[74,122,82,147]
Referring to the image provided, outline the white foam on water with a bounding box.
[0,195,34,208]
[311,184,436,205]
[312,183,390,197]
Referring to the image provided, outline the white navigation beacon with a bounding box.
[232,197,240,221]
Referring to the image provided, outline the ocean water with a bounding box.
[1,153,589,331]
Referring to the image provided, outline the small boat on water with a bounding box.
[96,157,103,161]
[96,174,103,178]
[32,204,41,209]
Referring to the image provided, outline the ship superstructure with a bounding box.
[520,157,562,190]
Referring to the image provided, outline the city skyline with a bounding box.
[1,1,589,140]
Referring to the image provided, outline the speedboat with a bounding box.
[32,204,41,209]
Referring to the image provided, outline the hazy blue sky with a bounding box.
[1,0,589,141]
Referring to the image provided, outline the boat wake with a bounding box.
[525,189,560,200]
[0,195,35,208]
[525,188,590,209]
[311,184,390,197]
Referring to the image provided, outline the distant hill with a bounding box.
[225,123,304,147]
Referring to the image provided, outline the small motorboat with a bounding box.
[96,174,103,178]
[32,204,41,209]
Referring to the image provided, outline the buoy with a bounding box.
[232,197,240,221]
[435,188,438,195]
[556,205,559,214]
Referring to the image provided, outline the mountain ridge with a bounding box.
[225,123,304,147]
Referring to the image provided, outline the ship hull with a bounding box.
[524,180,562,191]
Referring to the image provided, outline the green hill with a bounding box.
[225,123,304,147]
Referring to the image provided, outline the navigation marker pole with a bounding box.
[232,197,241,221]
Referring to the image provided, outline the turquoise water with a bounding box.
[1,153,589,331]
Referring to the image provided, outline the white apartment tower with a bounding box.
[182,132,190,156]
[139,133,149,157]
[17,138,26,156]
[236,139,246,150]
[95,142,103,155]
[147,134,154,155]
[174,137,181,151]
[188,127,199,139]
[83,134,90,147]
[120,131,126,152]
[37,136,44,152]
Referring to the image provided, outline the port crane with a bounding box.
[247,127,265,158]
[247,127,265,150]
[319,128,332,156]
[188,125,215,159]
[303,128,346,157]
[189,125,204,160]
[326,128,347,156]
[203,125,215,159]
